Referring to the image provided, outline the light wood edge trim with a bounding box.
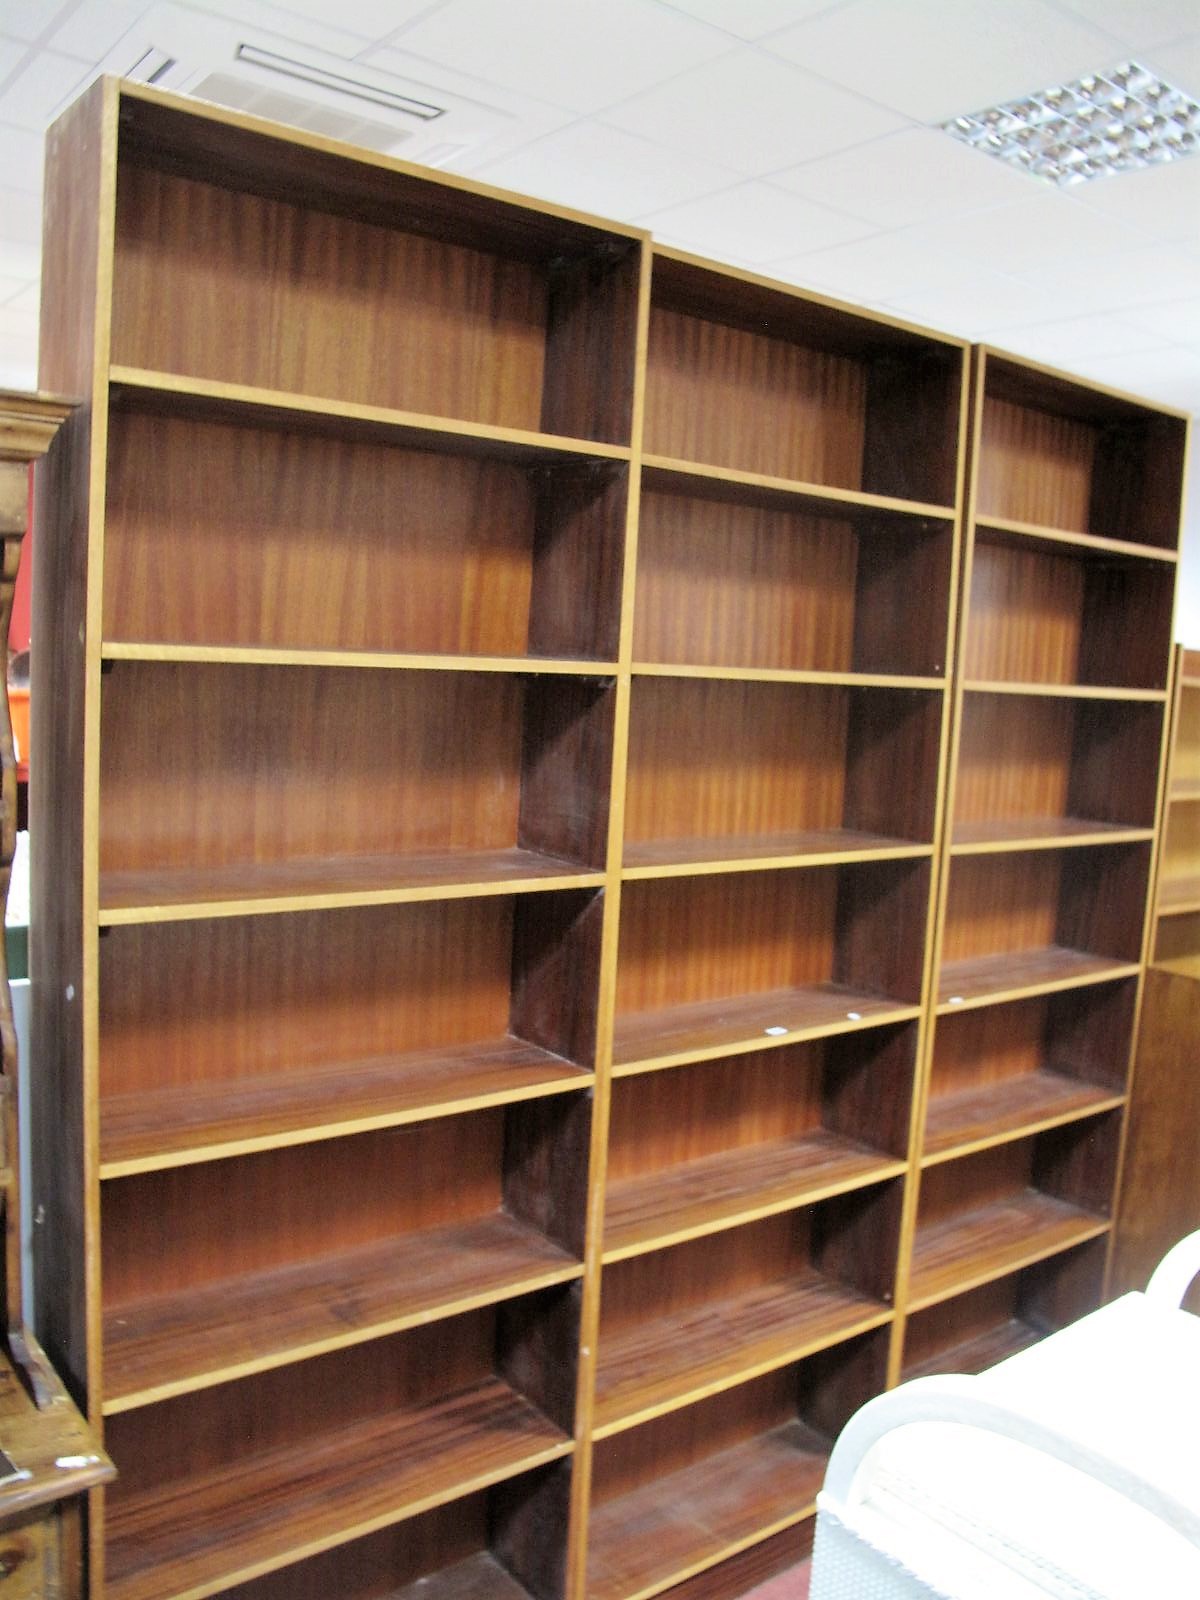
[109,1437,577,1600]
[962,680,1168,702]
[906,1218,1112,1316]
[918,1092,1127,1169]
[101,643,618,676]
[886,335,974,1388]
[566,233,653,1600]
[934,962,1142,1014]
[1154,896,1200,918]
[97,871,608,926]
[975,342,1192,424]
[620,844,934,881]
[640,452,956,521]
[603,1503,819,1600]
[973,513,1178,564]
[102,1262,586,1416]
[98,1072,597,1179]
[600,1159,909,1264]
[949,828,1155,856]
[116,78,649,244]
[590,1306,895,1441]
[610,1005,924,1079]
[650,244,970,353]
[631,663,945,690]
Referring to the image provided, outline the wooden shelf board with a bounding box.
[903,1318,1043,1383]
[603,1130,904,1263]
[641,453,956,523]
[950,817,1153,855]
[973,513,1178,565]
[921,1071,1125,1165]
[103,1212,582,1413]
[105,1377,572,1600]
[622,828,931,880]
[612,985,920,1077]
[102,642,617,677]
[963,680,1166,704]
[381,1554,532,1600]
[107,365,632,466]
[908,1191,1109,1313]
[99,1037,591,1178]
[98,849,604,926]
[592,1270,890,1438]
[1157,875,1200,916]
[1168,778,1200,802]
[587,1421,825,1600]
[632,662,944,691]
[937,947,1139,1013]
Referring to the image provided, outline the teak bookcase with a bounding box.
[899,348,1188,1382]
[30,79,1185,1600]
[1113,645,1200,1301]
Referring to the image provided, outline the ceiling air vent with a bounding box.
[89,2,510,165]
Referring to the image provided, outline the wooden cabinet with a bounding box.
[899,348,1188,1381]
[31,78,1186,1600]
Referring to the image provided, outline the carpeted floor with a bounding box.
[743,1557,811,1598]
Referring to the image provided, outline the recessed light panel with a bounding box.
[943,61,1200,186]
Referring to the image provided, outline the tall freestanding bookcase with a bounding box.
[31,78,1186,1600]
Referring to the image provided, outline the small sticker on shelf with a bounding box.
[764,1025,788,1036]
[949,996,963,1005]
[846,1010,862,1021]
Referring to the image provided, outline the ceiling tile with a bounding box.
[262,0,446,44]
[0,239,39,281]
[0,121,44,194]
[640,179,874,263]
[992,312,1172,364]
[45,0,152,63]
[0,49,90,130]
[772,229,969,303]
[1072,152,1200,243]
[765,0,1120,122]
[654,0,851,40]
[1008,242,1200,313]
[1144,33,1200,97]
[605,46,908,173]
[0,272,30,305]
[1121,296,1200,347]
[0,185,44,246]
[1065,345,1200,409]
[1052,0,1200,52]
[881,269,1061,335]
[0,280,38,310]
[388,0,733,114]
[0,37,27,78]
[474,120,736,220]
[770,126,1038,229]
[895,192,1129,275]
[0,0,73,46]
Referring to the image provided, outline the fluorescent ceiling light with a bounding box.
[943,61,1200,186]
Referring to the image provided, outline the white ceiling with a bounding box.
[2,0,1200,626]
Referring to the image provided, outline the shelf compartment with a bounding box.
[623,679,940,876]
[908,1115,1118,1312]
[99,892,602,1174]
[646,251,963,506]
[965,527,1175,693]
[594,1189,899,1436]
[97,662,613,922]
[902,1237,1107,1381]
[951,692,1162,851]
[588,1330,887,1600]
[634,473,954,681]
[604,1025,915,1260]
[975,352,1186,552]
[937,842,1149,1012]
[973,513,1179,564]
[104,1288,577,1600]
[103,386,627,661]
[220,1468,570,1600]
[923,983,1134,1161]
[101,1094,589,1410]
[613,860,929,1073]
[111,89,642,444]
[1158,797,1200,916]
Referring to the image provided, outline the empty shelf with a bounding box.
[903,1319,1043,1384]
[604,1130,904,1262]
[106,1378,571,1600]
[587,1420,826,1600]
[612,985,919,1075]
[99,1038,590,1176]
[103,1213,581,1412]
[937,947,1138,1012]
[622,828,930,879]
[1158,874,1200,915]
[908,1191,1108,1312]
[922,1072,1124,1162]
[593,1270,888,1437]
[951,817,1152,854]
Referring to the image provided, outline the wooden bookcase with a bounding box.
[897,348,1188,1381]
[1112,646,1200,1301]
[31,80,1184,1599]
